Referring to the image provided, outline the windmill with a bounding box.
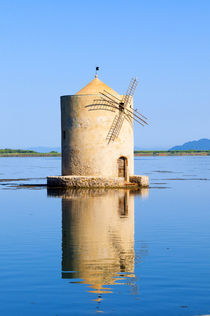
[85,77,148,143]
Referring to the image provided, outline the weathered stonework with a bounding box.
[129,175,149,187]
[47,175,149,188]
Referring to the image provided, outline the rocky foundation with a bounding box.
[47,175,149,188]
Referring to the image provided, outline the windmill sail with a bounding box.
[122,78,138,107]
[106,113,125,143]
[85,77,148,143]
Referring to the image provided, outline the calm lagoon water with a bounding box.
[0,156,210,315]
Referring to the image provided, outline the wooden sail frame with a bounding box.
[85,78,148,143]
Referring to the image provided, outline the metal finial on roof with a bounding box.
[95,66,99,78]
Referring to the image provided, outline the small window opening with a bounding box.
[63,130,66,140]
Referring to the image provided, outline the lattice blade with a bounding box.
[103,90,122,102]
[134,108,148,120]
[123,78,138,108]
[106,113,124,143]
[123,111,144,127]
[126,77,138,97]
[124,107,148,126]
[100,92,120,106]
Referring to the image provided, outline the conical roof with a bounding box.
[75,76,120,97]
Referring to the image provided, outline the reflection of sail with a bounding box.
[61,190,135,294]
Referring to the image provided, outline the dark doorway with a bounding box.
[117,156,127,178]
[118,194,128,217]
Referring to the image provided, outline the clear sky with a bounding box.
[0,0,209,149]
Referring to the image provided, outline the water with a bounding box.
[0,156,210,315]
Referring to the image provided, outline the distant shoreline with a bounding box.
[0,153,61,157]
[0,150,210,157]
[134,150,210,156]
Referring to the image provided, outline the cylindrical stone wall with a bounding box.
[61,94,134,177]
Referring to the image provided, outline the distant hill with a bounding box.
[170,138,210,151]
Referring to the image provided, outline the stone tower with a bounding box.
[61,76,134,180]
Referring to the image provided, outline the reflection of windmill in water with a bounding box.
[85,76,148,143]
[60,190,137,297]
[47,187,149,306]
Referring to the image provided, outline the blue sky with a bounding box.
[0,0,209,149]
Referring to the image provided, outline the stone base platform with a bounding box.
[47,175,149,188]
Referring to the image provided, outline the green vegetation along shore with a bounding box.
[0,149,210,157]
[0,149,60,157]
